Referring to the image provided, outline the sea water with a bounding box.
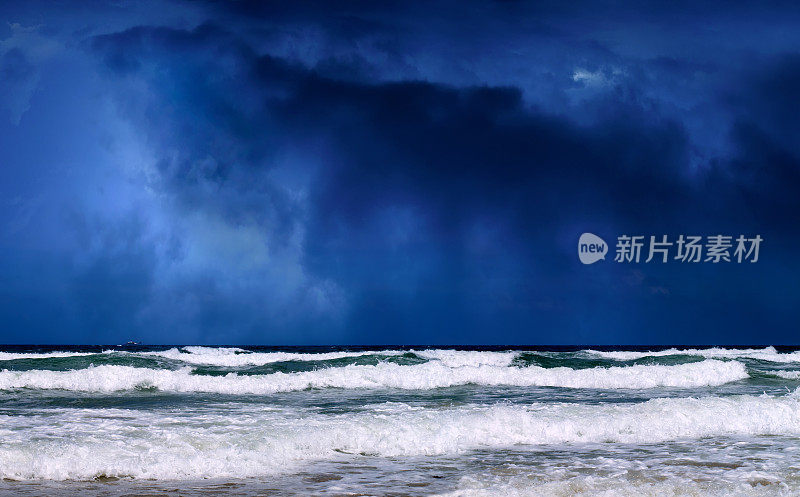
[0,345,799,496]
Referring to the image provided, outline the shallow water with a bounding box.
[1,345,800,496]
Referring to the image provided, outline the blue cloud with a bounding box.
[0,1,799,344]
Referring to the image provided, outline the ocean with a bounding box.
[1,345,799,496]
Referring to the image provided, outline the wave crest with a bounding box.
[585,346,800,363]
[1,392,799,480]
[0,359,747,393]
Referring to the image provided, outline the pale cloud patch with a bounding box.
[0,23,60,124]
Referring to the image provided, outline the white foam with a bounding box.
[0,351,96,361]
[138,347,517,368]
[772,370,800,379]
[412,349,518,367]
[138,346,407,366]
[2,392,800,480]
[0,359,747,393]
[585,346,800,363]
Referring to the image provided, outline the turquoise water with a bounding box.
[1,345,799,496]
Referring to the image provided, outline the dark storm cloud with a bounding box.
[725,55,800,195]
[90,22,694,231]
[86,14,800,343]
[1,0,799,343]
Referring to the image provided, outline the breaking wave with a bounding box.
[135,347,517,368]
[1,392,799,480]
[0,359,747,393]
[585,346,800,363]
[0,351,96,361]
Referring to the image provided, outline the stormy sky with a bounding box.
[1,1,798,345]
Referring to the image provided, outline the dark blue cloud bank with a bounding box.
[1,1,798,344]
